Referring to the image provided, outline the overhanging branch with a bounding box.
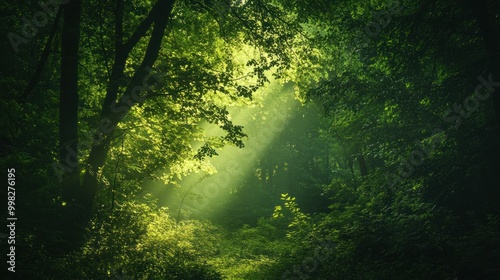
[22,6,63,100]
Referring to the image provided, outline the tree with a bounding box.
[44,0,305,250]
[59,0,81,215]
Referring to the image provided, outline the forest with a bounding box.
[1,0,500,279]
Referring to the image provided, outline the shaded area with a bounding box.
[2,0,500,279]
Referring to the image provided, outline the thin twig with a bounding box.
[22,6,63,100]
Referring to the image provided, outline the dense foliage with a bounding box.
[2,0,499,279]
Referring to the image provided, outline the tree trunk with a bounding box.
[60,0,81,197]
[59,0,82,250]
[357,154,368,177]
[73,0,175,246]
[356,144,369,177]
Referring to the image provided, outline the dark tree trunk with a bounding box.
[56,0,176,252]
[353,144,368,177]
[357,155,368,177]
[60,0,81,202]
[77,0,176,239]
[59,0,82,250]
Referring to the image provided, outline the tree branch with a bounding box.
[101,0,172,117]
[114,0,124,50]
[22,6,63,100]
[122,0,165,56]
[114,0,176,116]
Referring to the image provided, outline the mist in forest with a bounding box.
[2,0,500,279]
